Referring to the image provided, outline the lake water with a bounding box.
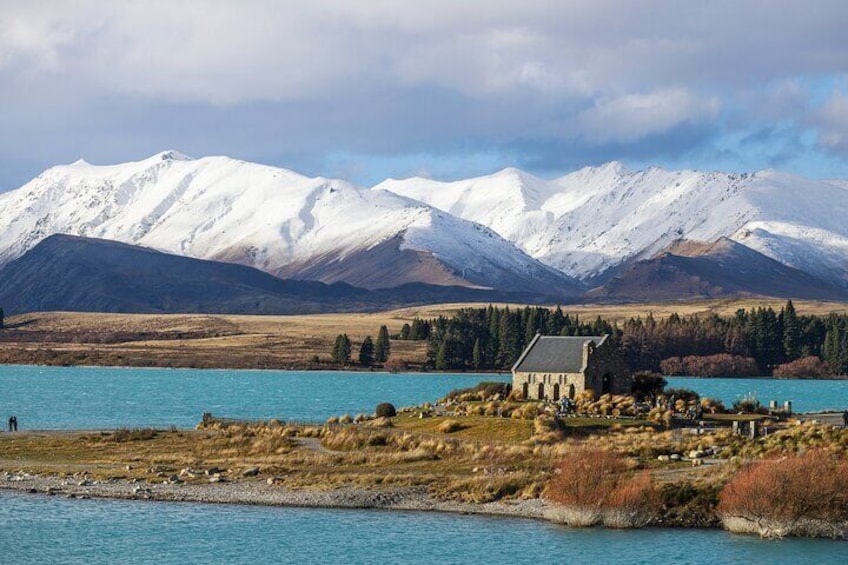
[2,366,846,560]
[0,490,844,564]
[0,365,846,430]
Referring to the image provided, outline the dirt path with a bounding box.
[292,437,339,455]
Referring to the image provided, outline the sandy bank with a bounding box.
[0,471,548,520]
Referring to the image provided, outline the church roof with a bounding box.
[511,335,608,373]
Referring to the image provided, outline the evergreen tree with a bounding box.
[399,323,411,340]
[782,300,801,361]
[546,305,565,335]
[497,309,522,368]
[358,336,375,366]
[332,334,352,365]
[435,340,448,370]
[0,306,4,329]
[472,338,483,370]
[375,325,391,362]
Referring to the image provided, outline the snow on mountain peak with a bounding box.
[153,150,193,162]
[0,154,577,294]
[381,162,848,285]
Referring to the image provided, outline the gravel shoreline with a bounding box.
[0,471,550,521]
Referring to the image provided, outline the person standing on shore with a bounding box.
[842,410,848,427]
[8,416,18,432]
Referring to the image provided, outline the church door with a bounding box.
[601,373,612,395]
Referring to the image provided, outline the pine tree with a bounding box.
[358,336,375,366]
[0,306,4,329]
[782,300,801,361]
[472,338,483,370]
[400,323,411,340]
[332,334,351,365]
[375,325,391,363]
[435,340,448,370]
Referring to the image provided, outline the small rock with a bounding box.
[242,467,260,477]
[206,467,223,476]
[77,479,93,487]
[657,455,670,462]
[692,458,704,467]
[670,453,682,461]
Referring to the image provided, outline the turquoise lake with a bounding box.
[0,365,846,430]
[0,490,844,564]
[1,365,846,561]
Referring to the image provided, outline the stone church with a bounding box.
[511,334,630,401]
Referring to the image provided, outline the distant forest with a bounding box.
[395,301,848,377]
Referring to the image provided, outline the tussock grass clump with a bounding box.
[718,451,848,539]
[724,422,848,459]
[437,419,464,433]
[572,393,638,418]
[440,382,511,404]
[111,428,159,442]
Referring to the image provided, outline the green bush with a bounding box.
[375,402,397,418]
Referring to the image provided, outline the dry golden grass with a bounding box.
[0,311,427,369]
[2,298,847,369]
[392,414,534,443]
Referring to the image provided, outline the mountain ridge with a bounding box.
[0,234,570,315]
[2,152,848,302]
[0,152,580,296]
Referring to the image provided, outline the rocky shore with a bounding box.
[0,471,549,520]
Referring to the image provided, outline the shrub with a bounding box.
[773,356,832,379]
[659,357,685,375]
[663,388,700,403]
[375,402,397,418]
[544,448,657,527]
[603,472,659,528]
[731,393,766,414]
[631,371,667,401]
[718,451,848,538]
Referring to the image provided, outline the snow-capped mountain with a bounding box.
[377,164,848,286]
[0,152,578,295]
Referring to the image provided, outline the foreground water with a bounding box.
[0,365,846,429]
[0,491,843,565]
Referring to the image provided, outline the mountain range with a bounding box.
[1,151,847,314]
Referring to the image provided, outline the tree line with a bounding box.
[331,325,391,367]
[394,301,848,376]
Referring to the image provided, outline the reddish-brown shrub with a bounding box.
[773,356,833,379]
[718,451,848,538]
[545,448,624,508]
[603,472,660,528]
[659,357,684,375]
[545,448,658,527]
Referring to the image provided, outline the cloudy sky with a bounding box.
[1,0,847,190]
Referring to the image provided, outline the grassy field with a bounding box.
[1,298,847,369]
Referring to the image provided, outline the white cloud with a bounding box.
[814,90,848,154]
[2,1,846,104]
[0,0,847,185]
[573,89,720,143]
